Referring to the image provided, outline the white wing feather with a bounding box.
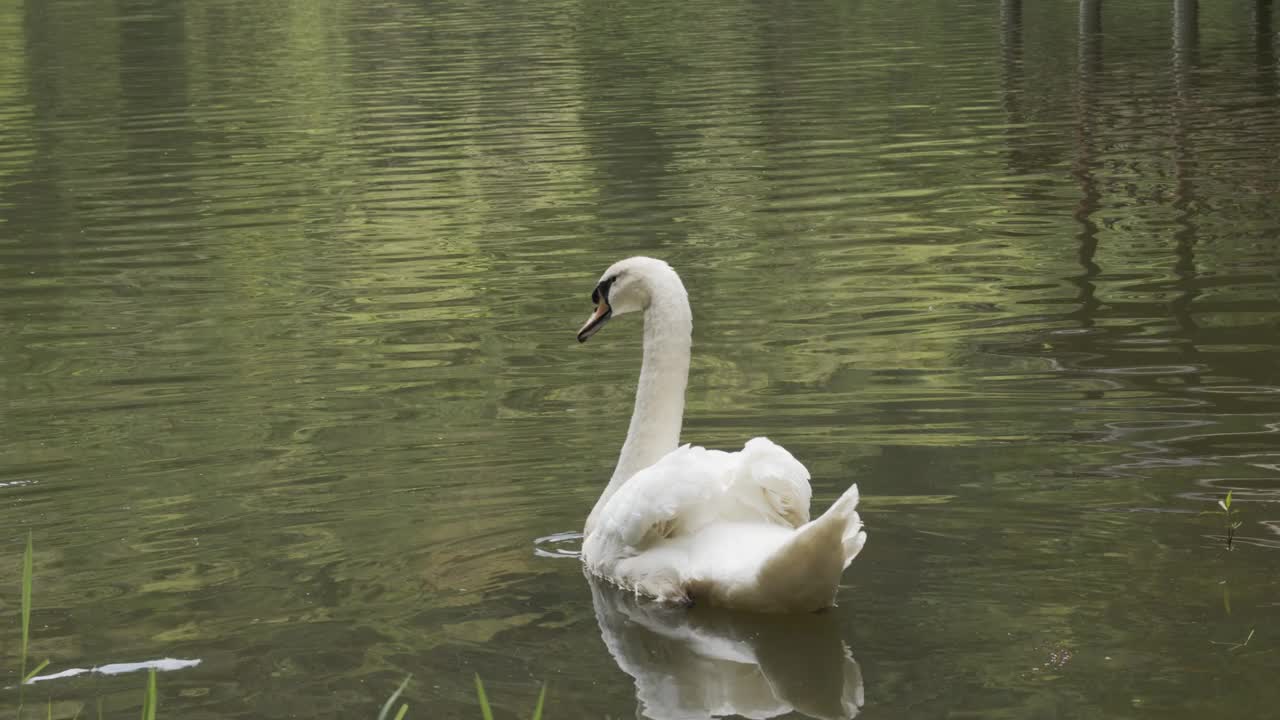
[582,438,815,599]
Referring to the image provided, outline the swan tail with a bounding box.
[753,483,866,612]
[829,483,867,568]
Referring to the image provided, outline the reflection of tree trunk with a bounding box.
[1256,0,1277,98]
[1001,0,1023,90]
[117,0,189,128]
[114,0,198,231]
[1001,1,1033,177]
[576,0,681,249]
[1171,0,1201,377]
[1173,0,1198,64]
[1070,0,1102,328]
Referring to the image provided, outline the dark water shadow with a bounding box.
[1256,0,1277,97]
[587,575,864,720]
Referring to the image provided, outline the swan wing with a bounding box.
[592,444,734,553]
[590,437,812,556]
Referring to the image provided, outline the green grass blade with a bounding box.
[72,703,82,720]
[97,698,104,720]
[475,675,494,720]
[22,531,34,682]
[48,697,53,720]
[393,704,409,720]
[141,668,157,720]
[531,683,547,720]
[24,658,51,683]
[377,675,412,720]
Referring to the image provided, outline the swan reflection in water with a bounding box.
[588,575,865,720]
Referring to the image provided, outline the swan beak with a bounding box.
[577,300,612,343]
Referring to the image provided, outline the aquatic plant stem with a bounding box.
[474,675,494,720]
[531,683,547,720]
[377,675,411,720]
[19,531,33,711]
[141,668,157,720]
[21,531,32,670]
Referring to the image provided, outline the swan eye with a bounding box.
[592,275,619,306]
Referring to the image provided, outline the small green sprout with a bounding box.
[1218,491,1243,549]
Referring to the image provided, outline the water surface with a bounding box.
[3,0,1280,717]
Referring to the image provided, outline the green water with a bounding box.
[3,0,1280,717]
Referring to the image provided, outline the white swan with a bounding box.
[577,257,867,613]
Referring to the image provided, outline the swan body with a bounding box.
[576,257,867,613]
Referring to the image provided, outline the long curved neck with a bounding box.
[614,296,691,483]
[586,279,692,534]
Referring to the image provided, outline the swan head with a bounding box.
[577,257,681,343]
